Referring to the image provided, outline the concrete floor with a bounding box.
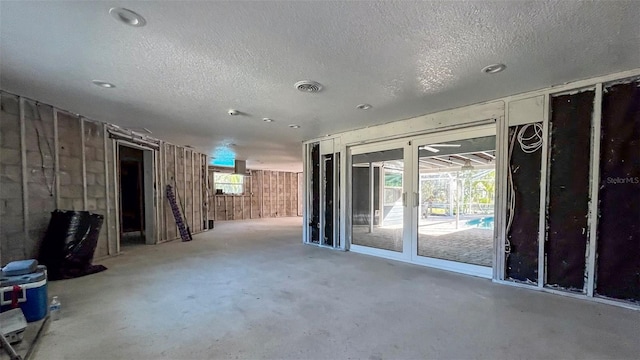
[35,217,639,360]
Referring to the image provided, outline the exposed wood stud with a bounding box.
[586,83,603,297]
[161,142,168,240]
[53,109,60,209]
[191,150,195,231]
[80,117,87,208]
[183,147,187,228]
[19,97,29,253]
[103,123,111,255]
[113,139,121,254]
[537,94,551,288]
[260,171,264,218]
[173,145,178,237]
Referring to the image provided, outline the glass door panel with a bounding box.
[415,135,496,267]
[351,148,405,252]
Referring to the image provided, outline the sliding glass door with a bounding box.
[349,125,496,276]
[350,140,411,260]
[411,128,496,276]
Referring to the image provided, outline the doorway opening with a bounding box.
[118,144,155,247]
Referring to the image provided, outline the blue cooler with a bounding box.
[1,265,48,322]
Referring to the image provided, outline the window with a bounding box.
[214,173,244,194]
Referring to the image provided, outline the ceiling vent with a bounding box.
[295,80,323,93]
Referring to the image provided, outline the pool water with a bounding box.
[465,216,494,229]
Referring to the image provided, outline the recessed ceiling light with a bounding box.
[481,63,506,74]
[356,104,372,110]
[228,109,240,116]
[109,7,146,27]
[92,80,116,88]
[288,124,301,129]
[295,80,323,93]
[262,118,274,122]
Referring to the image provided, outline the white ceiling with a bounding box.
[1,1,639,172]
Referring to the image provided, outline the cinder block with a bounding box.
[85,172,97,186]
[1,164,22,183]
[1,148,21,165]
[96,174,106,186]
[0,182,22,199]
[86,198,97,211]
[60,184,83,198]
[1,94,20,115]
[27,151,54,167]
[84,121,102,138]
[0,130,20,149]
[84,147,96,161]
[59,155,81,171]
[94,149,105,161]
[28,182,55,199]
[59,171,72,185]
[96,198,107,210]
[1,215,24,233]
[87,185,105,198]
[2,198,24,216]
[58,143,81,157]
[72,199,84,210]
[86,160,105,174]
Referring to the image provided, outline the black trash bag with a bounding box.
[39,210,107,280]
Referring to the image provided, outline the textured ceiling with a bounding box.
[1,1,639,171]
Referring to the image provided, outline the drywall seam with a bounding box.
[586,83,603,297]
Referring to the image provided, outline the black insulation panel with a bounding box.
[506,124,542,283]
[310,144,320,243]
[596,81,640,302]
[324,155,334,246]
[546,91,594,291]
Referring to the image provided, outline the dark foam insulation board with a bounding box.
[324,154,334,246]
[310,143,320,243]
[506,124,542,283]
[546,90,594,291]
[596,80,640,303]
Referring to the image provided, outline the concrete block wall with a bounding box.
[208,168,301,221]
[156,144,207,243]
[1,91,208,264]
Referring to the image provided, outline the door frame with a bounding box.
[409,125,496,278]
[116,141,157,247]
[349,138,413,262]
[347,125,496,278]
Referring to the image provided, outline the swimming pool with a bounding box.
[465,216,494,229]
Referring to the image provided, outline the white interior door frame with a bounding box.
[116,140,157,245]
